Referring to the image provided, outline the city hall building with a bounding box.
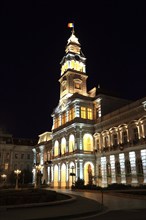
[32,29,146,188]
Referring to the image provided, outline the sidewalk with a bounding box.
[0,193,104,220]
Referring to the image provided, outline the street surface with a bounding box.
[54,188,146,220]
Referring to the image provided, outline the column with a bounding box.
[66,161,69,188]
[58,163,61,188]
[75,104,80,118]
[39,145,44,165]
[32,148,36,184]
[75,159,78,180]
[141,149,146,184]
[129,151,138,185]
[78,129,83,150]
[110,155,116,183]
[79,159,83,179]
[119,153,126,184]
[101,156,107,187]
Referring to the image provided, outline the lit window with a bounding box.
[54,116,59,129]
[69,134,75,152]
[54,141,59,156]
[4,163,8,170]
[87,108,93,119]
[62,112,66,125]
[83,134,93,151]
[61,138,66,155]
[69,107,75,121]
[81,107,86,119]
[75,82,81,89]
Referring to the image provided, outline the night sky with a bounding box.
[0,1,145,139]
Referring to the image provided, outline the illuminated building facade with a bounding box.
[0,130,36,182]
[33,30,146,188]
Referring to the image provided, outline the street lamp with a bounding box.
[14,169,21,190]
[34,164,43,188]
[1,174,7,185]
[70,166,75,187]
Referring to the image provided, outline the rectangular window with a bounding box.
[69,107,75,121]
[27,154,30,159]
[133,127,138,140]
[113,134,118,146]
[15,154,18,159]
[81,107,86,119]
[54,118,57,129]
[54,116,59,129]
[62,112,66,125]
[4,163,8,170]
[87,108,93,119]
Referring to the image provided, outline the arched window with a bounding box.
[61,138,66,155]
[132,126,139,144]
[104,136,108,148]
[69,134,75,152]
[83,134,93,151]
[113,133,118,146]
[54,140,59,157]
[122,131,127,144]
[88,164,93,185]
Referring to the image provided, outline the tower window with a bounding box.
[74,79,82,90]
[75,82,81,89]
[62,112,66,125]
[54,116,59,129]
[62,80,67,92]
[69,107,75,121]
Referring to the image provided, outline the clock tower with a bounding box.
[59,31,88,107]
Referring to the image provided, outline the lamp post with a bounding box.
[34,164,43,188]
[1,174,7,185]
[70,166,75,187]
[14,169,21,190]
